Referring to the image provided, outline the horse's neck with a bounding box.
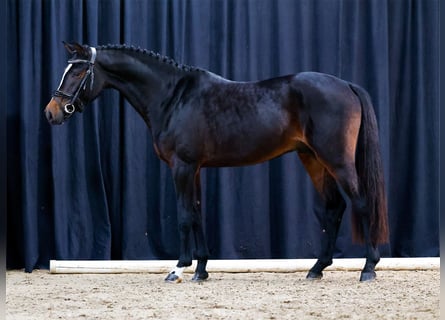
[97,50,185,127]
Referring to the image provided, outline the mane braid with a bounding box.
[98,44,204,73]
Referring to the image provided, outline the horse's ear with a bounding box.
[63,41,87,55]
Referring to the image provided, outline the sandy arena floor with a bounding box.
[6,269,439,319]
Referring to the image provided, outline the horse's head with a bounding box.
[44,42,99,125]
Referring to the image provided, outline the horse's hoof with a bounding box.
[306,271,323,280]
[191,271,209,282]
[165,272,182,283]
[359,271,376,282]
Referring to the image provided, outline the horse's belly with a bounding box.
[202,128,299,167]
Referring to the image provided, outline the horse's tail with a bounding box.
[349,83,389,245]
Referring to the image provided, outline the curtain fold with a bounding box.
[7,0,439,272]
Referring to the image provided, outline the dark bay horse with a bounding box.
[44,42,389,282]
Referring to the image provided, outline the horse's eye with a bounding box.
[72,71,83,78]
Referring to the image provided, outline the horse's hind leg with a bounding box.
[298,152,346,280]
[326,163,380,281]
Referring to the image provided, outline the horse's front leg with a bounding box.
[165,160,208,283]
[191,170,210,282]
[164,160,195,283]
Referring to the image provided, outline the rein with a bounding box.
[53,47,97,115]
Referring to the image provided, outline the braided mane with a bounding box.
[97,44,204,73]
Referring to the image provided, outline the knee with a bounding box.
[178,217,192,234]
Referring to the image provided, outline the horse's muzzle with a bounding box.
[44,98,65,125]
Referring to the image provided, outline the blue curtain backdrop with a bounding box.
[7,0,439,272]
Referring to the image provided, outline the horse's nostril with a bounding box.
[45,109,53,122]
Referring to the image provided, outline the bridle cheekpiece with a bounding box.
[53,47,97,115]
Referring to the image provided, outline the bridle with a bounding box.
[53,47,97,116]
